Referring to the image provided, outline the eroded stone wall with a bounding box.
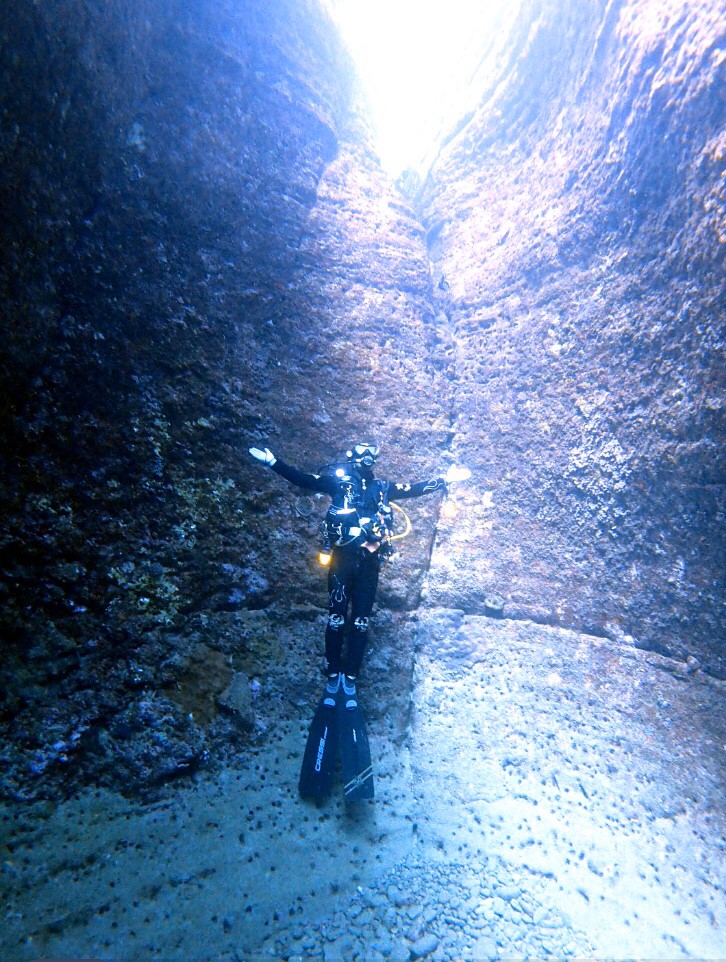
[1,0,722,804]
[0,0,449,797]
[419,0,725,675]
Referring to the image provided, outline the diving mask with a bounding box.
[347,442,380,468]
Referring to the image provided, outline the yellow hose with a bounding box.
[389,500,412,541]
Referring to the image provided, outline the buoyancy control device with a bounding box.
[316,462,400,561]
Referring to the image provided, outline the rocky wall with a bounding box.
[419,0,725,675]
[0,0,448,798]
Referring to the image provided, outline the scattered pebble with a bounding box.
[410,932,440,958]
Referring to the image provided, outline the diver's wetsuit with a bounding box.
[271,458,446,676]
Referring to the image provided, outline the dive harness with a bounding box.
[318,503,410,565]
[315,462,411,565]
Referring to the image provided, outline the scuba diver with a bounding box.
[249,441,470,802]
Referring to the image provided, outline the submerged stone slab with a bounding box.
[410,609,725,959]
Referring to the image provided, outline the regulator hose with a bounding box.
[389,500,412,542]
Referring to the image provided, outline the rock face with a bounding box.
[0,0,723,801]
[419,0,725,675]
[0,0,448,797]
[0,4,724,959]
[409,611,725,960]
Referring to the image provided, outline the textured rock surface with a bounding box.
[1,619,721,961]
[0,0,448,797]
[409,612,725,960]
[0,0,722,821]
[0,1,723,958]
[419,0,725,675]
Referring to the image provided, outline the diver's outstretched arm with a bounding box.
[390,477,447,499]
[390,466,471,499]
[248,447,336,495]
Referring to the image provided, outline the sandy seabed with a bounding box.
[1,617,723,961]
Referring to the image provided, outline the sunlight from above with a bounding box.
[328,0,518,178]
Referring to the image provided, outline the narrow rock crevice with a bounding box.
[0,1,723,960]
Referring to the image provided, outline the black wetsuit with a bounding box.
[271,458,446,676]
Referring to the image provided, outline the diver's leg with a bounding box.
[324,550,352,675]
[345,551,380,680]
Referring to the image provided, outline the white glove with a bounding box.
[249,446,277,466]
[445,465,472,485]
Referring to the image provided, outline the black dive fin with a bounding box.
[299,694,339,801]
[338,698,374,802]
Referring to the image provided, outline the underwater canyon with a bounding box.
[0,0,724,959]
